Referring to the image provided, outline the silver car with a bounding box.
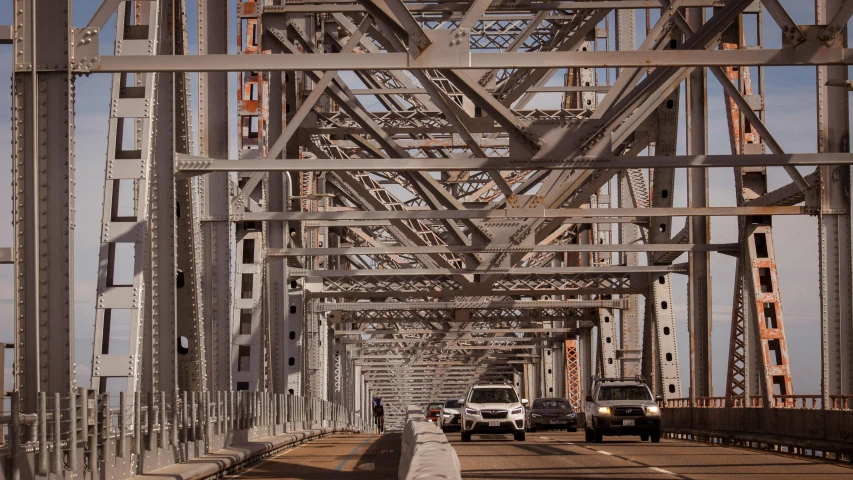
[440,398,465,432]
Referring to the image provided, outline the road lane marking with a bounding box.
[596,450,613,455]
[334,435,374,471]
[649,467,675,475]
[539,436,550,440]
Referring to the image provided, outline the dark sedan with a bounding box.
[526,398,578,432]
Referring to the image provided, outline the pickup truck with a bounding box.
[583,377,661,443]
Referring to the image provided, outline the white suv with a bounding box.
[460,384,527,442]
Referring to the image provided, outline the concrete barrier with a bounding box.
[399,405,462,480]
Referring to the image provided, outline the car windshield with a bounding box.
[533,399,572,409]
[597,386,652,401]
[428,403,443,410]
[469,388,518,404]
[444,399,463,408]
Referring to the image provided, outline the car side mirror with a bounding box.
[521,399,529,405]
[656,395,663,401]
[585,395,593,402]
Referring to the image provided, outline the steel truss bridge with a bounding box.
[1,0,853,478]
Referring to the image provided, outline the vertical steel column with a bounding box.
[565,338,581,410]
[264,10,289,394]
[542,324,556,396]
[172,0,207,393]
[91,0,160,405]
[578,328,593,407]
[817,0,853,406]
[198,0,232,393]
[304,279,328,399]
[12,0,75,414]
[686,7,713,400]
[615,4,642,379]
[232,0,270,393]
[597,310,618,378]
[645,81,682,400]
[722,20,763,405]
[286,281,305,395]
[722,11,794,406]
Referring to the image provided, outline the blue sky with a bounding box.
[0,1,845,397]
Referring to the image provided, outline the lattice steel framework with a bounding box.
[5,0,853,475]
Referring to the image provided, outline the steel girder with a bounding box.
[10,0,853,449]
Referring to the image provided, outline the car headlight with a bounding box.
[531,413,542,418]
[597,406,611,415]
[442,413,452,417]
[464,407,479,415]
[645,405,660,415]
[565,412,576,417]
[510,407,523,415]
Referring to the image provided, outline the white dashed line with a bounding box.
[596,450,613,455]
[649,467,675,475]
[539,436,550,440]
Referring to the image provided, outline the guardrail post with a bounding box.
[171,390,179,446]
[191,391,198,442]
[204,391,211,450]
[52,393,61,473]
[9,391,20,480]
[118,392,126,458]
[160,391,167,449]
[146,391,154,451]
[216,391,223,436]
[101,393,111,467]
[38,391,47,475]
[228,391,233,433]
[225,391,232,435]
[69,389,77,472]
[181,390,188,443]
[133,391,141,457]
[88,391,98,476]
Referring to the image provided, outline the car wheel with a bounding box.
[514,432,526,441]
[640,434,649,441]
[461,431,472,442]
[651,430,661,443]
[441,426,448,433]
[568,427,578,433]
[593,430,603,443]
[584,428,594,442]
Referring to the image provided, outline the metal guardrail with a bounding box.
[661,395,853,410]
[0,389,370,480]
[659,398,853,463]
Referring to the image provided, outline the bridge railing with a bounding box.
[662,395,853,410]
[659,395,853,463]
[0,389,370,480]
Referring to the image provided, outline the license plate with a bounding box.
[489,421,501,427]
[623,419,635,426]
[550,420,562,424]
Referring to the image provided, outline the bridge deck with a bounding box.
[448,431,853,479]
[228,433,400,479]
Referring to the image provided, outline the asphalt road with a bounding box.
[227,433,400,480]
[446,430,853,479]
